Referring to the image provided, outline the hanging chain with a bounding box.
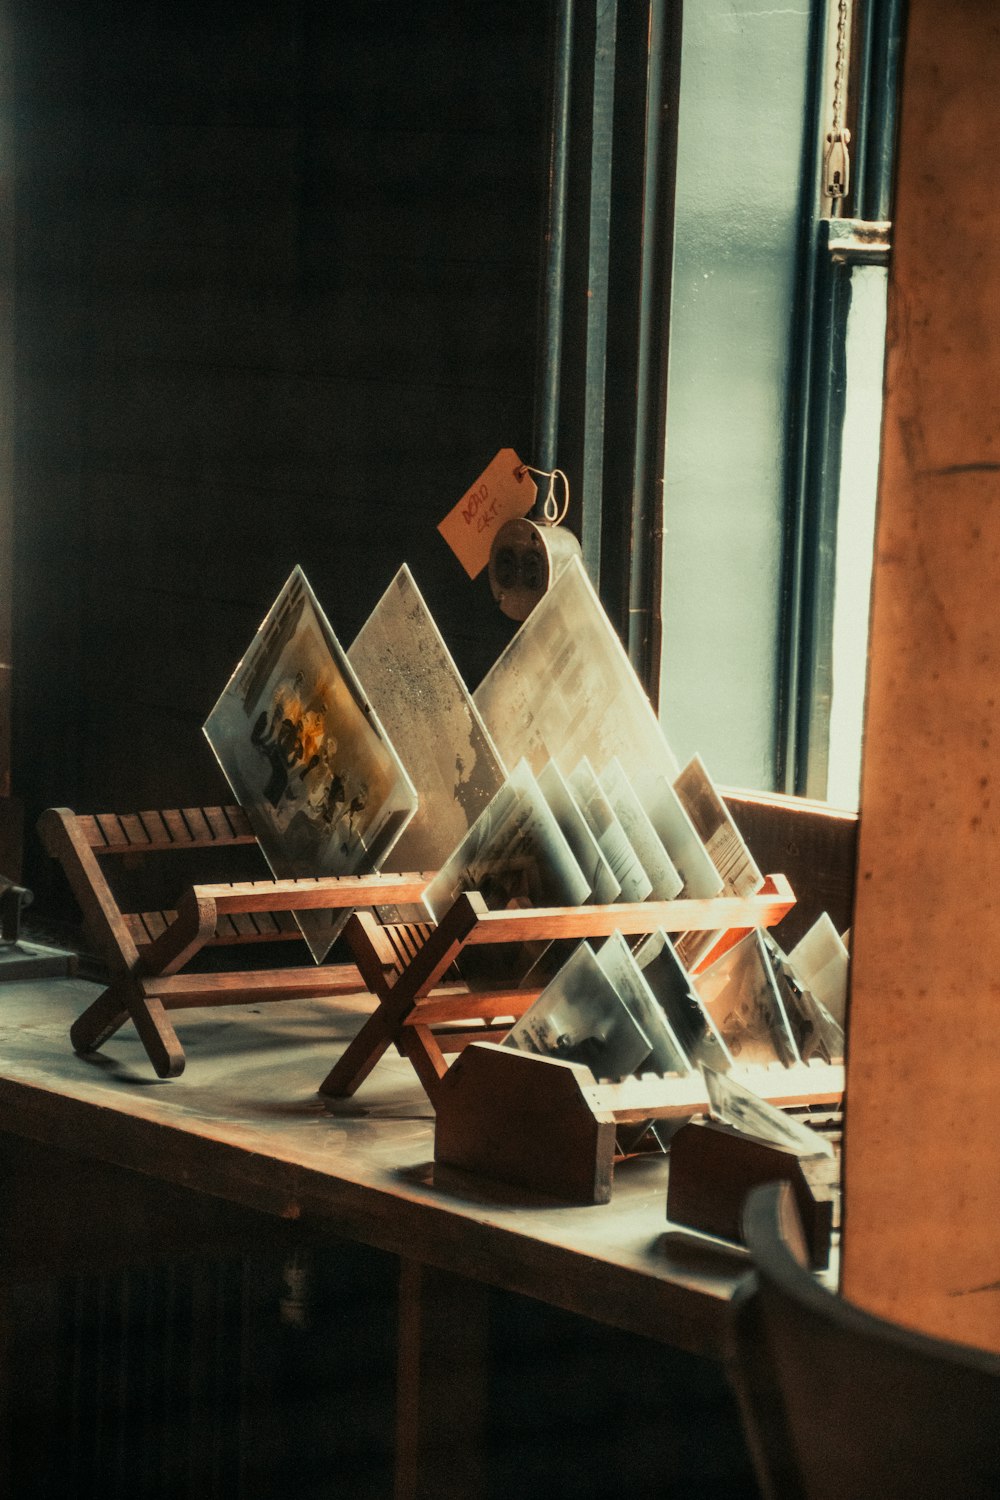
[823,0,851,205]
[831,0,848,135]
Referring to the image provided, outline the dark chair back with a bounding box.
[727,1181,1000,1499]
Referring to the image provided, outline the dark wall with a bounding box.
[10,1,550,889]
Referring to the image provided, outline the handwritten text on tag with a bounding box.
[437,448,537,578]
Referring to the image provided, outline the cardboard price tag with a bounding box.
[437,448,537,578]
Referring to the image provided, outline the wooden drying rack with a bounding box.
[39,803,802,1119]
[433,1041,844,1204]
[38,804,431,1079]
[318,877,797,1104]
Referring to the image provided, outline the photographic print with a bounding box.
[672,754,763,970]
[473,557,680,802]
[703,1066,834,1160]
[423,760,591,987]
[672,754,763,897]
[595,932,691,1078]
[598,758,683,901]
[634,929,733,1073]
[694,930,800,1068]
[537,759,621,905]
[348,565,507,877]
[203,566,417,962]
[763,932,845,1064]
[568,758,652,902]
[787,913,850,1028]
[503,941,653,1081]
[636,772,724,899]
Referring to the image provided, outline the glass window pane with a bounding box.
[826,263,887,808]
[657,2,815,789]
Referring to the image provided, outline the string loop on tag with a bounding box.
[515,464,570,527]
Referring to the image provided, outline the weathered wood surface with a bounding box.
[722,790,857,949]
[0,976,749,1361]
[841,0,1000,1352]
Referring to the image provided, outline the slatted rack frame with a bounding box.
[433,1040,845,1204]
[38,805,431,1079]
[321,876,798,1106]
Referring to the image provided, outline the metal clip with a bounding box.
[823,128,851,201]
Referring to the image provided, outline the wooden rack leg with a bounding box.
[70,984,133,1055]
[70,985,185,1078]
[317,1008,397,1098]
[398,1026,449,1106]
[73,981,185,1079]
[128,992,185,1079]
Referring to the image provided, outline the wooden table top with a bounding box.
[0,975,755,1360]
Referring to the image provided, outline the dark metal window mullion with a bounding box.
[776,0,836,796]
[777,0,901,798]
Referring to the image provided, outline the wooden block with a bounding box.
[434,1041,618,1204]
[667,1120,838,1270]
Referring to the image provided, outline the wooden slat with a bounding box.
[36,808,142,973]
[243,912,303,941]
[248,911,279,938]
[460,878,794,946]
[162,808,195,845]
[124,913,146,945]
[95,813,129,848]
[392,926,421,962]
[137,810,175,848]
[141,964,366,1005]
[409,990,531,1025]
[426,1024,514,1053]
[221,804,256,840]
[230,912,259,939]
[72,804,260,856]
[191,872,430,913]
[397,924,428,962]
[343,911,405,994]
[386,926,421,971]
[202,806,236,843]
[129,908,305,951]
[117,814,151,847]
[180,807,215,844]
[586,1060,845,1126]
[76,815,109,850]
